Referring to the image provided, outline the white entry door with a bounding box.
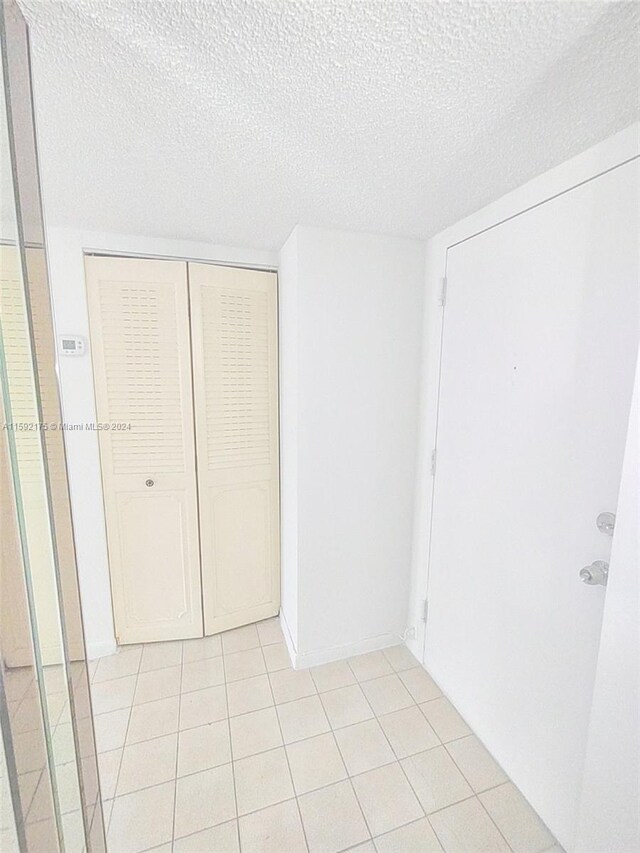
[426,160,639,849]
[86,256,203,644]
[189,263,280,634]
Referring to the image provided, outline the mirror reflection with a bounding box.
[0,0,104,849]
[0,28,59,848]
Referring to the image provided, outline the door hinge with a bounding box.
[421,598,429,622]
[430,449,437,476]
[439,276,447,307]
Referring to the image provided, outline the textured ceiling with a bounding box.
[18,0,640,250]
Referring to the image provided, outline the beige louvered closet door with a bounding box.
[86,256,203,644]
[189,263,280,634]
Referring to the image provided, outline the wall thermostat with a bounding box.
[59,336,86,356]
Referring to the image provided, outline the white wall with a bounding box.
[279,226,425,666]
[576,351,639,853]
[47,222,424,663]
[45,227,277,657]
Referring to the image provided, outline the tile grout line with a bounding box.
[91,655,429,717]
[329,655,383,845]
[440,737,516,852]
[473,790,517,853]
[415,680,518,852]
[329,652,496,847]
[173,790,299,833]
[168,640,184,851]
[371,689,457,843]
[92,651,473,758]
[24,768,45,821]
[219,636,242,853]
[92,656,426,702]
[369,813,430,850]
[353,655,442,840]
[361,654,500,851]
[342,691,431,844]
[366,652,516,851]
[102,776,523,851]
[105,644,144,840]
[94,741,517,816]
[262,636,312,853]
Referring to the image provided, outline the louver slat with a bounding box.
[97,283,186,476]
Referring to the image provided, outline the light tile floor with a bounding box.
[90,619,562,853]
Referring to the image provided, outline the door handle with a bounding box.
[579,560,608,586]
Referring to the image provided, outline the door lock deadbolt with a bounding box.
[596,512,615,536]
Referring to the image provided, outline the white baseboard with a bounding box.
[88,620,404,669]
[86,639,117,660]
[405,632,423,664]
[278,610,298,668]
[278,622,403,670]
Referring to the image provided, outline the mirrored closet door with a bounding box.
[1,1,105,849]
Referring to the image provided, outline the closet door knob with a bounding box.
[145,479,155,487]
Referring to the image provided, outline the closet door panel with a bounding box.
[209,482,274,613]
[85,256,202,644]
[189,263,280,634]
[116,489,194,629]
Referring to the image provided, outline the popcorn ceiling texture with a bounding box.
[19,0,640,249]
